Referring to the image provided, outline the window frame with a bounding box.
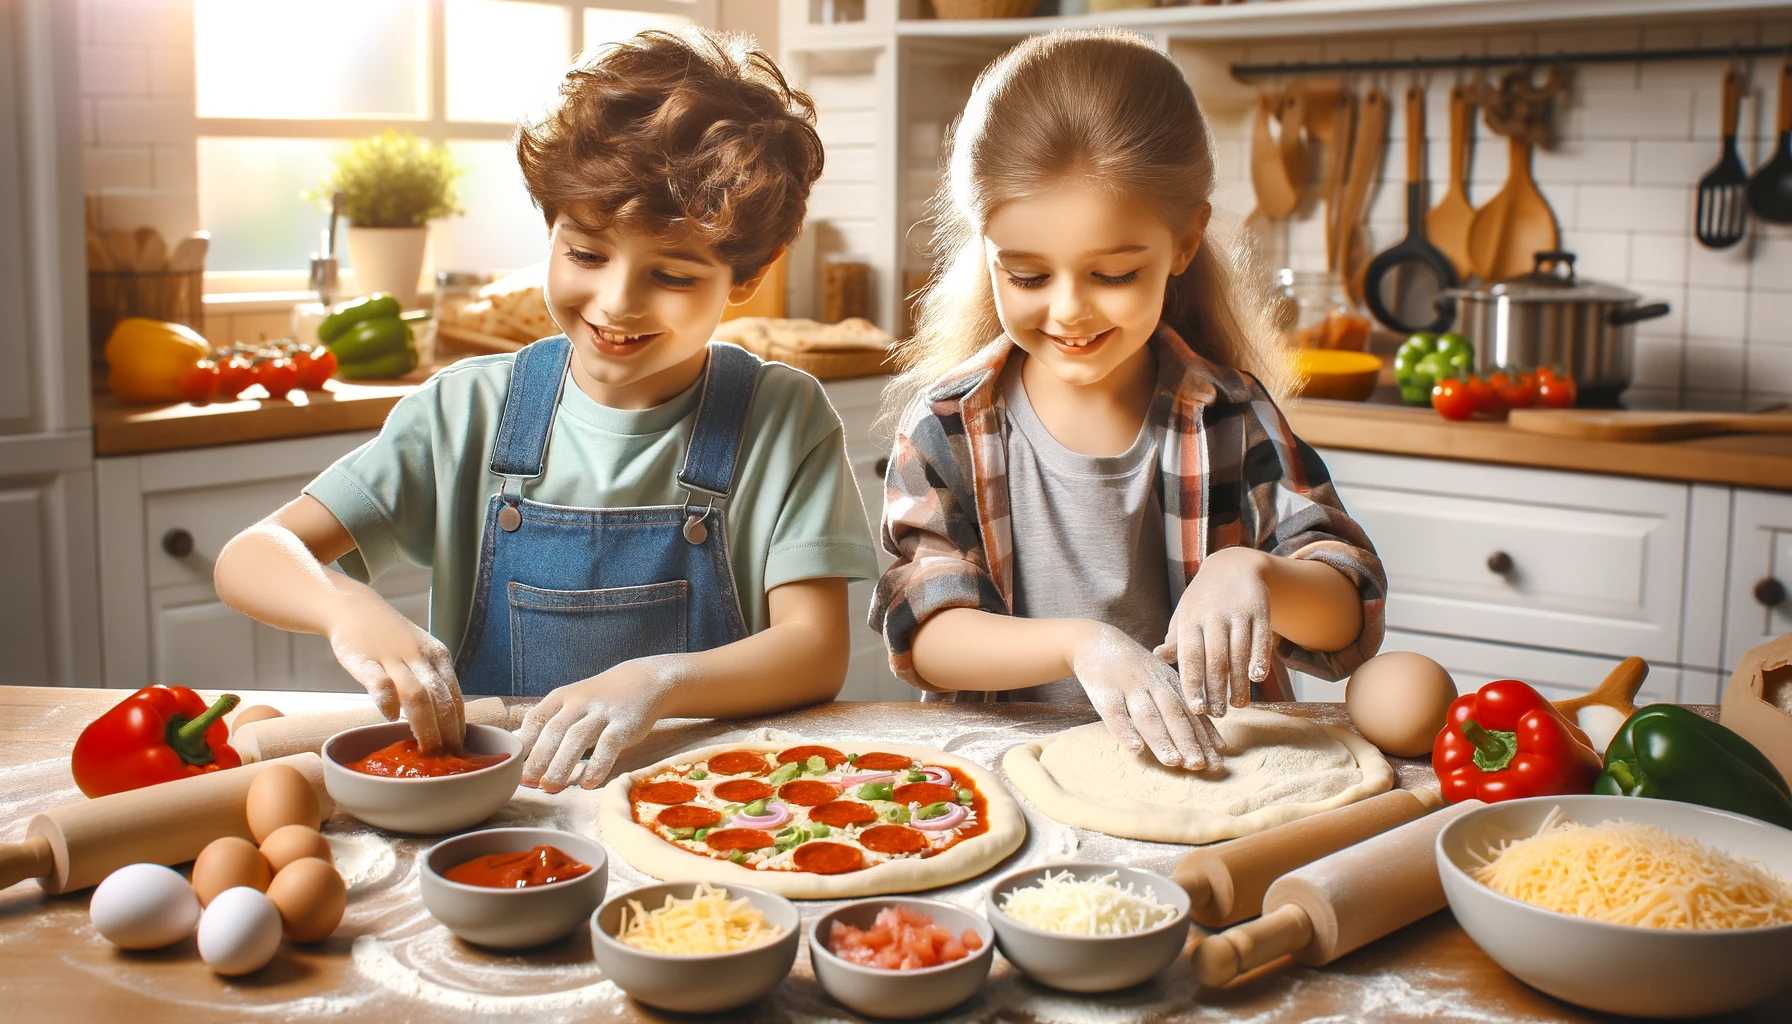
[197,0,716,295]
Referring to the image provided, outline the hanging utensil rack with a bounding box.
[1231,43,1789,79]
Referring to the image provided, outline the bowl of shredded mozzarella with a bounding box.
[589,881,799,1013]
[1437,795,1792,1018]
[984,862,1190,993]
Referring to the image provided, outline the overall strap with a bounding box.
[489,336,573,479]
[677,342,763,500]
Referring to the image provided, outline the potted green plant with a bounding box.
[312,130,463,306]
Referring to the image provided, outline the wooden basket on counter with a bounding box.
[87,269,205,370]
[930,0,1037,18]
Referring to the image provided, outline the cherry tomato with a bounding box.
[178,360,219,403]
[1431,377,1474,421]
[1467,374,1506,417]
[1537,374,1578,409]
[215,355,255,399]
[1533,365,1561,385]
[1496,370,1537,409]
[295,346,337,389]
[256,357,300,398]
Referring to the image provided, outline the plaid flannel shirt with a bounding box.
[868,323,1387,702]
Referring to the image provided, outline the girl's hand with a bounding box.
[1155,546,1275,717]
[1070,622,1223,769]
[517,660,678,792]
[326,589,465,754]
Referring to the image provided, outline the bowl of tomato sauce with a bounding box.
[321,721,523,834]
[421,826,608,949]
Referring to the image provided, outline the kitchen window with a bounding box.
[194,0,713,294]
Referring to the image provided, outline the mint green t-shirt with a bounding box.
[304,350,880,656]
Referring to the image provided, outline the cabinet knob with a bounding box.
[1486,551,1514,575]
[162,529,195,559]
[1757,577,1788,608]
[874,456,890,478]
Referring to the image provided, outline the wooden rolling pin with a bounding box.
[1194,798,1485,986]
[1175,785,1444,928]
[0,753,332,895]
[233,696,510,762]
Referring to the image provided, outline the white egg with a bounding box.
[90,863,200,950]
[196,886,283,976]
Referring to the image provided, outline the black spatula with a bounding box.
[1364,87,1459,335]
[1697,68,1749,249]
[1748,61,1792,225]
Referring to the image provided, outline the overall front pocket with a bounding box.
[507,579,689,696]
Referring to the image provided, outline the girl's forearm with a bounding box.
[911,608,1094,692]
[1261,552,1363,652]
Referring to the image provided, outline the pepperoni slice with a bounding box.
[658,805,722,829]
[704,828,774,852]
[853,752,914,771]
[809,800,878,827]
[712,779,774,803]
[779,780,841,807]
[791,841,865,875]
[891,782,959,806]
[858,825,928,855]
[633,780,698,805]
[776,745,845,768]
[707,751,772,776]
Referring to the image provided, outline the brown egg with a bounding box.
[265,857,346,943]
[192,836,272,906]
[233,705,284,729]
[246,764,320,844]
[259,824,333,873]
[1345,651,1459,758]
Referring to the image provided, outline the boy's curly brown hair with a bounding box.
[516,28,824,284]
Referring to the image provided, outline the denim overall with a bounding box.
[452,336,759,696]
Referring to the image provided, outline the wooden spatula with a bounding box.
[1507,408,1792,443]
[1252,92,1299,219]
[1466,131,1558,281]
[1335,88,1388,305]
[1426,85,1476,278]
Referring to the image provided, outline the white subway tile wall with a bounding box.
[1192,17,1792,405]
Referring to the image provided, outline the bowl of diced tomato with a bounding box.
[808,898,995,1019]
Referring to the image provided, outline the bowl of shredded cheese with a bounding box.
[589,881,799,1013]
[984,862,1191,993]
[1437,795,1792,1018]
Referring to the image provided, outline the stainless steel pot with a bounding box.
[1440,250,1671,405]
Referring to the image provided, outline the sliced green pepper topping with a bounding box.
[856,781,894,801]
[917,801,951,820]
[728,850,746,864]
[693,828,710,841]
[905,770,927,783]
[688,768,708,780]
[768,762,802,786]
[805,754,828,774]
[744,798,769,816]
[845,753,859,765]
[957,788,974,804]
[884,805,910,824]
[724,803,743,816]
[672,827,696,840]
[811,822,830,837]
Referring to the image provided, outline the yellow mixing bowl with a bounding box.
[1292,349,1382,401]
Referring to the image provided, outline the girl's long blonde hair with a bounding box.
[886,30,1288,420]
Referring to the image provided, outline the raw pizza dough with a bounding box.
[1002,707,1394,844]
[598,739,1026,899]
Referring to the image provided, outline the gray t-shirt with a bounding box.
[1002,357,1172,705]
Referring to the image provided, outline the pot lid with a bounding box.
[1448,250,1641,304]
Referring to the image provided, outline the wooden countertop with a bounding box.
[3,686,1784,1022]
[1288,398,1792,492]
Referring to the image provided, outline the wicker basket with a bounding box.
[930,0,1038,19]
[87,269,205,371]
[749,339,896,381]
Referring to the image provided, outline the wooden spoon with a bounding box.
[1466,130,1558,282]
[1334,88,1388,305]
[1427,85,1476,279]
[1277,88,1311,200]
[1251,92,1300,219]
[1323,93,1355,271]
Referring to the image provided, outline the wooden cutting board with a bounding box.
[1507,409,1792,443]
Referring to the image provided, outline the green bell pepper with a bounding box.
[334,346,417,380]
[318,294,401,344]
[1394,331,1473,404]
[1595,703,1792,831]
[328,316,411,364]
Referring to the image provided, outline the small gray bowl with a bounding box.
[590,882,799,1013]
[809,897,995,1019]
[986,862,1191,993]
[321,721,523,834]
[420,827,608,949]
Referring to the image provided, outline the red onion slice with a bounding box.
[728,801,792,829]
[910,801,968,832]
[917,766,954,786]
[840,770,898,786]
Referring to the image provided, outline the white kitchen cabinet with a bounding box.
[821,374,911,702]
[1723,488,1792,672]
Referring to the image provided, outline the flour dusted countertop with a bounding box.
[4,686,1783,1022]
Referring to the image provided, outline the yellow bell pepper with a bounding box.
[105,318,211,403]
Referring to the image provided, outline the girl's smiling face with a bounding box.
[546,214,767,409]
[983,179,1207,390]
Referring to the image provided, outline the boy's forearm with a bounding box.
[214,524,359,636]
[911,608,1092,692]
[1261,552,1363,652]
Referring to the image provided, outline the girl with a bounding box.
[870,31,1386,771]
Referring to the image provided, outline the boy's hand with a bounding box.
[1070,622,1223,770]
[517,659,678,793]
[326,588,465,754]
[1155,546,1274,718]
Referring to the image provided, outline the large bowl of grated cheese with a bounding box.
[1437,795,1792,1018]
[589,881,800,1013]
[984,862,1191,993]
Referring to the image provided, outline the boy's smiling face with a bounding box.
[545,213,769,409]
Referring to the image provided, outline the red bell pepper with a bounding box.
[1432,679,1601,804]
[71,685,242,797]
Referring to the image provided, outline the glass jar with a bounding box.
[432,269,492,362]
[1276,268,1371,351]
